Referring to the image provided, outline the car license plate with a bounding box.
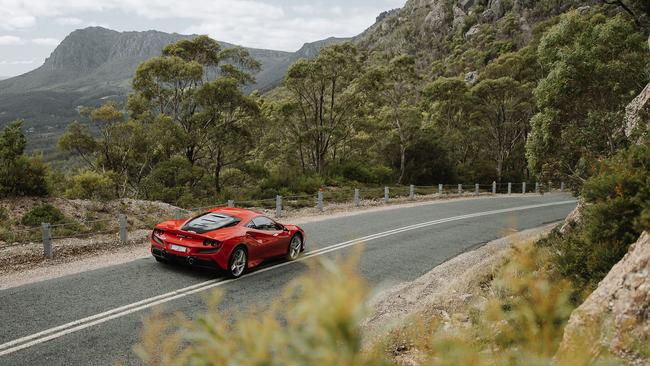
[170,244,187,253]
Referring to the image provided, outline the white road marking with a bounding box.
[0,200,575,356]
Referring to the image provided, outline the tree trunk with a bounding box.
[496,158,503,183]
[398,143,406,185]
[214,164,222,193]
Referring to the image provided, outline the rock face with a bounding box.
[559,199,585,234]
[557,231,650,365]
[624,37,650,142]
[464,71,479,86]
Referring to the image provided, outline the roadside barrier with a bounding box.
[0,181,565,258]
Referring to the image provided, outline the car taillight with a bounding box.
[152,229,164,244]
[203,239,222,248]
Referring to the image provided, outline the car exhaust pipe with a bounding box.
[188,257,195,265]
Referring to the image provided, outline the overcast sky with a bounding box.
[0,0,403,78]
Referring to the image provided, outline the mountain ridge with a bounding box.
[0,27,349,155]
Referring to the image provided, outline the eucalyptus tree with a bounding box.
[129,36,259,164]
[129,35,261,192]
[361,55,422,184]
[470,77,533,182]
[283,43,363,175]
[59,102,163,197]
[423,77,475,171]
[526,12,648,184]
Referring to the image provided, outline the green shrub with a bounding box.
[135,254,390,366]
[0,120,48,198]
[140,157,205,206]
[20,204,66,227]
[539,142,650,291]
[64,171,115,201]
[295,175,325,194]
[0,206,7,222]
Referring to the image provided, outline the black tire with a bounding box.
[154,256,168,264]
[228,247,247,278]
[286,234,302,261]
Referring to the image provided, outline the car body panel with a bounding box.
[150,207,305,273]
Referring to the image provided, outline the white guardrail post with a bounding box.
[174,208,182,220]
[475,183,479,196]
[317,191,324,212]
[522,182,526,194]
[457,184,462,195]
[384,187,389,203]
[535,182,540,193]
[276,195,282,217]
[409,184,415,200]
[561,182,565,192]
[438,184,443,195]
[227,199,234,208]
[508,182,512,195]
[118,214,128,243]
[492,181,496,195]
[42,223,52,259]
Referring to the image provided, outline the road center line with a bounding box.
[0,199,576,357]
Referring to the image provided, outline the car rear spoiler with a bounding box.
[159,228,212,241]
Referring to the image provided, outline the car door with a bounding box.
[248,216,290,258]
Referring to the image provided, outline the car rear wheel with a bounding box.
[228,247,247,278]
[287,234,302,261]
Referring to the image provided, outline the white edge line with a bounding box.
[0,200,576,356]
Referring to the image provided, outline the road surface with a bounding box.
[0,193,576,365]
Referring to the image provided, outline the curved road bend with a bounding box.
[0,193,576,365]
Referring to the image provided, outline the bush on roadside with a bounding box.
[20,204,66,227]
[134,242,624,366]
[64,171,115,201]
[384,241,620,365]
[539,142,650,292]
[135,252,390,366]
[0,120,49,198]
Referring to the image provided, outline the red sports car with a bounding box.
[150,207,305,278]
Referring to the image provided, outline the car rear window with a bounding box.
[181,212,240,234]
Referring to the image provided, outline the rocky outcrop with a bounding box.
[557,231,650,365]
[465,24,482,39]
[424,1,451,32]
[624,36,650,142]
[559,199,586,234]
[464,71,479,86]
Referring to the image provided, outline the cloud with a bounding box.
[32,38,60,46]
[0,0,405,49]
[55,17,83,26]
[0,35,23,45]
[0,58,36,65]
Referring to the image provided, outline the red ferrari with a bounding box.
[150,207,305,278]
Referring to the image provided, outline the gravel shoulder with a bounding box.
[362,222,560,348]
[0,193,546,290]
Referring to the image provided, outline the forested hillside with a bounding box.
[1,0,648,209]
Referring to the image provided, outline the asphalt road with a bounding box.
[0,193,576,365]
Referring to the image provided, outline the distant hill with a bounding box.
[0,27,348,155]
